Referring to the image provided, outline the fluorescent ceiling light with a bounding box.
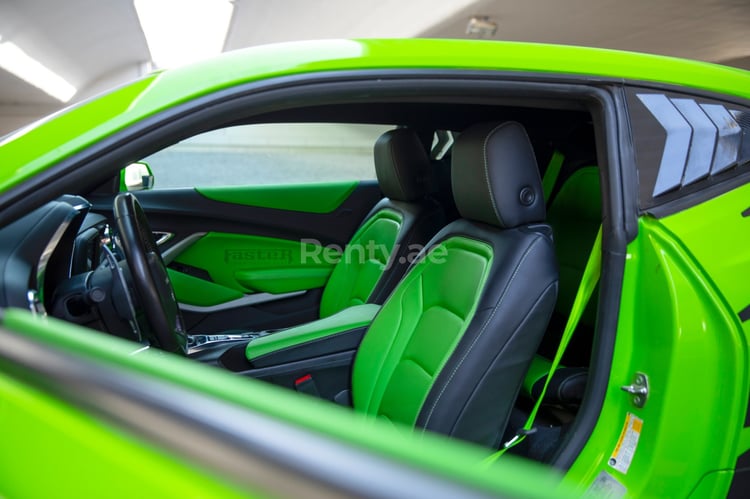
[134,0,234,69]
[0,38,76,102]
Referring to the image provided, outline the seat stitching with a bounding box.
[482,123,508,226]
[389,134,408,200]
[420,234,543,432]
[368,270,429,414]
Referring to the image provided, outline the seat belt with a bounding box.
[484,226,602,466]
[542,151,565,202]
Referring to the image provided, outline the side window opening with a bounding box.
[142,122,393,189]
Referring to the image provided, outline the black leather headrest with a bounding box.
[451,122,545,228]
[374,129,431,202]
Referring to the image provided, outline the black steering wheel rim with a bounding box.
[113,192,186,355]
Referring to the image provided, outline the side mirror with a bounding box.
[120,162,155,191]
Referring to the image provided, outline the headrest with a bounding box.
[451,122,545,228]
[374,128,431,202]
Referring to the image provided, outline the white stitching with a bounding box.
[420,234,543,431]
[482,123,508,226]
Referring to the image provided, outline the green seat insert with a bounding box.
[346,121,558,447]
[352,237,493,424]
[319,209,401,318]
[316,128,444,319]
[243,128,444,360]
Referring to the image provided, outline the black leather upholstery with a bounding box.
[356,129,445,304]
[413,122,558,447]
[452,121,545,228]
[365,198,444,304]
[374,129,432,202]
[414,221,558,447]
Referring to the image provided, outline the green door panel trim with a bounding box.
[196,181,359,214]
[167,268,244,306]
[246,303,381,360]
[1,309,572,498]
[352,236,493,427]
[235,267,332,295]
[172,232,341,295]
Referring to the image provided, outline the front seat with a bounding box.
[350,121,559,447]
[315,128,444,319]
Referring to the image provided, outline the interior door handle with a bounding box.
[153,231,174,246]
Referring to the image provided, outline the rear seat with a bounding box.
[507,161,601,462]
[526,164,601,399]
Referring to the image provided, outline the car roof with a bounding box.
[2,38,750,193]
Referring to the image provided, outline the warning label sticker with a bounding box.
[585,471,627,498]
[608,412,643,474]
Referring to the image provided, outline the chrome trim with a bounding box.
[179,291,305,313]
[187,332,262,355]
[129,345,151,356]
[36,212,77,304]
[153,231,174,246]
[27,289,46,316]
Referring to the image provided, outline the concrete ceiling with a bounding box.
[1,0,750,131]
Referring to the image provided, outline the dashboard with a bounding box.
[0,195,126,331]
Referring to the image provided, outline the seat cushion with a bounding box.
[351,235,494,425]
[352,220,558,447]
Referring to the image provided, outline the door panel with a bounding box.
[169,232,340,296]
[90,181,382,333]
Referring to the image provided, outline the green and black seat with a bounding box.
[315,128,445,319]
[348,121,559,446]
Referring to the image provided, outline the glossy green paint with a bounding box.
[172,232,340,295]
[660,182,750,348]
[0,76,157,192]
[246,303,380,360]
[3,39,750,195]
[197,181,358,213]
[1,309,574,498]
[660,181,750,468]
[0,352,251,497]
[565,216,747,497]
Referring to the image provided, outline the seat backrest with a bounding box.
[351,121,559,448]
[318,129,444,318]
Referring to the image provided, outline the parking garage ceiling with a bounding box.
[2,0,750,120]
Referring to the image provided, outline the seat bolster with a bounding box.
[415,221,558,447]
[367,198,445,304]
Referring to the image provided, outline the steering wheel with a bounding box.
[113,192,187,355]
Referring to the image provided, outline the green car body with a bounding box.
[1,39,749,497]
